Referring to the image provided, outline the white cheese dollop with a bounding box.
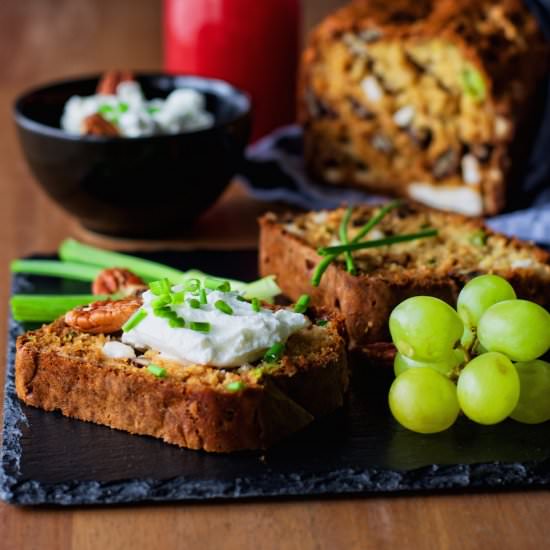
[61,81,214,137]
[121,289,309,368]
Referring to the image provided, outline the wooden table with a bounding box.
[0,2,548,549]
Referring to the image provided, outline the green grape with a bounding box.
[389,296,463,362]
[457,352,520,425]
[510,360,550,424]
[388,367,460,433]
[478,300,550,362]
[393,349,465,377]
[457,274,516,328]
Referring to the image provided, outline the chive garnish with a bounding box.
[183,278,200,292]
[122,309,148,333]
[171,291,185,305]
[251,297,260,312]
[318,229,438,255]
[147,364,167,378]
[147,106,160,115]
[149,279,171,296]
[226,381,245,392]
[264,342,285,363]
[153,307,173,318]
[118,102,129,113]
[151,295,171,309]
[311,200,402,287]
[205,278,231,292]
[188,298,201,309]
[215,300,233,315]
[294,294,310,314]
[190,321,211,333]
[339,207,356,274]
[236,295,248,302]
[316,319,328,327]
[168,316,185,328]
[199,288,207,305]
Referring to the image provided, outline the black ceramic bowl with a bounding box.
[14,74,251,237]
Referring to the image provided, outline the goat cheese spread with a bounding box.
[121,288,309,367]
[61,81,214,137]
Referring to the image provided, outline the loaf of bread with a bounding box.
[16,311,348,453]
[299,0,549,216]
[259,203,550,352]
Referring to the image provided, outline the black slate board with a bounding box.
[2,250,550,507]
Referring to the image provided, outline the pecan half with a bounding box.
[92,268,147,297]
[81,113,119,137]
[65,296,142,334]
[96,70,134,95]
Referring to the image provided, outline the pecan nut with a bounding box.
[65,296,142,334]
[92,268,147,297]
[96,70,134,95]
[81,113,119,137]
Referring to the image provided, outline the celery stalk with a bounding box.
[10,260,101,282]
[59,239,184,283]
[11,294,110,323]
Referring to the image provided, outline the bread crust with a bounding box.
[259,205,550,350]
[15,317,348,453]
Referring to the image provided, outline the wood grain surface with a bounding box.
[0,1,549,549]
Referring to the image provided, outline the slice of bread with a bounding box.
[15,310,348,453]
[259,202,550,352]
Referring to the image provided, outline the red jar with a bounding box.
[163,0,301,141]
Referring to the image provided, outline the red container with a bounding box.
[163,0,300,141]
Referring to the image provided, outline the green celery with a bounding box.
[11,294,110,323]
[10,260,101,282]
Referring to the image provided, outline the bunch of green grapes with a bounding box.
[388,275,550,433]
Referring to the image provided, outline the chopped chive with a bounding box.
[318,229,438,255]
[171,291,185,305]
[149,279,171,296]
[236,295,248,302]
[205,278,230,292]
[118,102,129,113]
[151,295,171,309]
[147,364,167,378]
[294,294,310,314]
[122,309,148,333]
[264,342,285,363]
[215,300,233,315]
[153,307,173,318]
[199,288,207,305]
[98,104,114,114]
[147,106,160,115]
[168,316,185,328]
[251,297,260,312]
[311,200,402,287]
[225,381,245,392]
[188,298,201,309]
[183,278,200,292]
[339,207,356,274]
[190,321,211,333]
[316,319,328,327]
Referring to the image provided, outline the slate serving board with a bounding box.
[2,250,550,507]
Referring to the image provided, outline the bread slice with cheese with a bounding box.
[259,202,550,352]
[15,309,348,453]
